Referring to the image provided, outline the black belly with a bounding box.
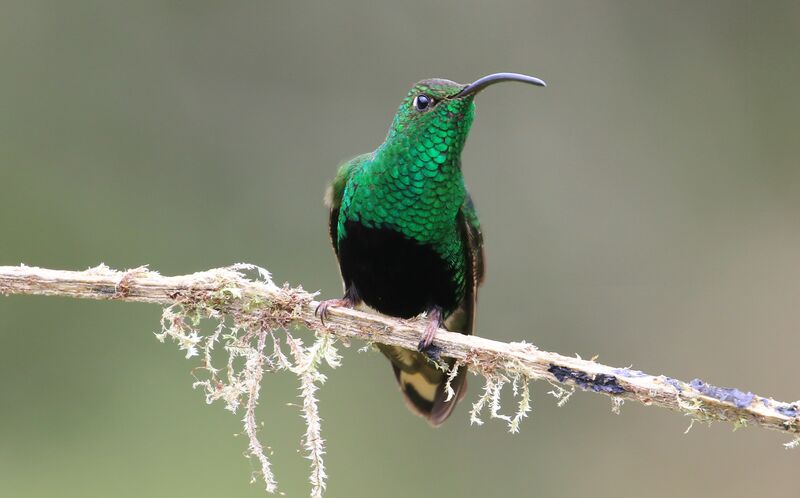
[338,220,459,318]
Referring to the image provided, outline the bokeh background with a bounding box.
[2,1,799,497]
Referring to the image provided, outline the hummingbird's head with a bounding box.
[384,73,546,162]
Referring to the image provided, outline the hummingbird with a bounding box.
[319,73,546,425]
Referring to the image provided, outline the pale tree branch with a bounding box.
[0,263,798,440]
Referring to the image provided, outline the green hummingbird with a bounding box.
[319,73,546,425]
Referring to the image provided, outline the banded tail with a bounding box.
[378,344,468,426]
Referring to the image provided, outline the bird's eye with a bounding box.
[412,94,432,111]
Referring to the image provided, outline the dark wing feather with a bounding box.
[324,154,369,258]
[454,192,485,334]
[328,207,341,257]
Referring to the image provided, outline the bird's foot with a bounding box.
[417,306,444,352]
[315,296,355,326]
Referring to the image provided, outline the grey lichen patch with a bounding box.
[155,264,337,498]
[689,379,755,409]
[660,376,685,393]
[775,402,799,418]
[612,367,647,378]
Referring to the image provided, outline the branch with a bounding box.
[1,263,798,491]
[1,263,797,433]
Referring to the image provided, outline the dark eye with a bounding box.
[412,94,432,111]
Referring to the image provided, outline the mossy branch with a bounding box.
[1,263,799,494]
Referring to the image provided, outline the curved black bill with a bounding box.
[456,72,546,98]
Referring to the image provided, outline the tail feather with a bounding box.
[379,344,468,426]
[427,364,468,426]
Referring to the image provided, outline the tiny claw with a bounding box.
[417,323,437,351]
[315,298,352,326]
[417,307,443,352]
[315,302,325,324]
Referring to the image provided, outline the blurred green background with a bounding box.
[2,1,799,497]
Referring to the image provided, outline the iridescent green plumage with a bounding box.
[321,73,544,425]
[337,80,476,305]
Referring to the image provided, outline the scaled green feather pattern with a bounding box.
[337,80,476,298]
